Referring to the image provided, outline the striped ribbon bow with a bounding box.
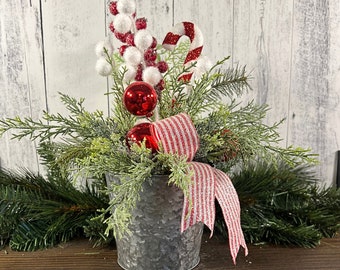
[153,113,248,264]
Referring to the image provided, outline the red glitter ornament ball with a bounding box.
[126,122,159,152]
[123,82,158,116]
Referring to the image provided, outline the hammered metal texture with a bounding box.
[106,175,203,270]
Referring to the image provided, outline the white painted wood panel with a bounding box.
[289,0,340,185]
[0,0,45,172]
[41,0,108,114]
[327,0,340,183]
[0,0,339,187]
[232,0,294,145]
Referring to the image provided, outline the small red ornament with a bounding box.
[157,61,168,73]
[134,64,143,81]
[145,61,157,67]
[135,17,147,30]
[114,31,129,43]
[155,79,165,91]
[126,122,159,152]
[126,33,135,46]
[123,82,158,116]
[109,1,119,15]
[109,21,115,33]
[144,48,157,62]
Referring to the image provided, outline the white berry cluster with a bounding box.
[95,0,168,92]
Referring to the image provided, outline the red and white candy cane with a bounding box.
[162,22,203,81]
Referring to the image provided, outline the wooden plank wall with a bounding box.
[0,0,339,186]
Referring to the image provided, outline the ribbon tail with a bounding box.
[181,162,215,235]
[213,168,248,264]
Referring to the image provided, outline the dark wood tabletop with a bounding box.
[1,233,339,269]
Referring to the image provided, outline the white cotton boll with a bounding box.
[142,66,162,86]
[95,40,114,57]
[134,29,153,51]
[123,46,142,66]
[117,0,136,14]
[121,65,137,82]
[95,57,113,76]
[95,41,106,57]
[114,14,132,33]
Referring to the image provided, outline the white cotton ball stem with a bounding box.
[117,0,136,15]
[123,46,143,66]
[121,65,137,82]
[134,29,153,51]
[142,66,162,86]
[95,40,114,57]
[114,13,132,33]
[96,57,113,76]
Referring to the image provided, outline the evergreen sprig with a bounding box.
[214,160,340,248]
[210,63,251,99]
[0,168,108,251]
[0,38,323,248]
[158,44,252,120]
[194,102,318,170]
[0,93,117,142]
[108,58,136,135]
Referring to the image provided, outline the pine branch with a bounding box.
[215,159,340,247]
[0,168,109,251]
[157,50,252,120]
[210,64,252,99]
[83,215,115,247]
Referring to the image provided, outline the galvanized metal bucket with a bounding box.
[106,174,203,270]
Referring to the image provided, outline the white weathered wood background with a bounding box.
[0,0,339,186]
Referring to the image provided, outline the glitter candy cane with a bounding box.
[162,22,204,81]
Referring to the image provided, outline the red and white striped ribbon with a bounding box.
[153,113,199,161]
[214,168,249,263]
[153,113,248,263]
[162,22,203,81]
[181,162,215,234]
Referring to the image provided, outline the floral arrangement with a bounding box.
[0,0,317,264]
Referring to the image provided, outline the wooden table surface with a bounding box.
[1,234,340,269]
